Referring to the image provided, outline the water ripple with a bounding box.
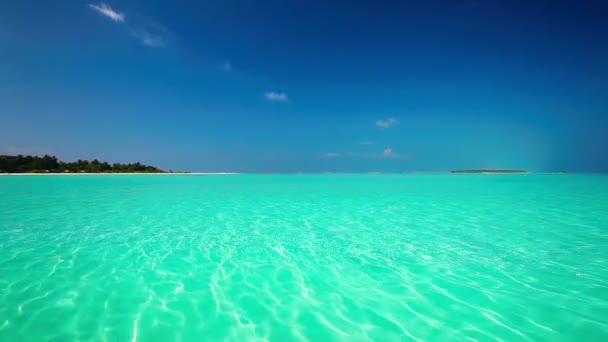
[1,174,608,340]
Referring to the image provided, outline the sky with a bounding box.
[1,0,607,172]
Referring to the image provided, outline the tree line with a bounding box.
[0,155,166,173]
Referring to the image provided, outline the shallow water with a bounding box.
[1,174,607,341]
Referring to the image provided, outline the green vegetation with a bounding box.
[0,155,164,173]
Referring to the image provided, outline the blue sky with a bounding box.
[1,0,607,172]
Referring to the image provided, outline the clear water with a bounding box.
[1,175,607,341]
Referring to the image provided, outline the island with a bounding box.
[0,154,167,173]
[450,169,528,174]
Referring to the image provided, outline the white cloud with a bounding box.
[383,148,396,157]
[139,32,164,47]
[265,92,288,102]
[88,3,168,48]
[321,153,339,158]
[360,141,375,145]
[334,149,412,160]
[88,3,124,22]
[376,118,399,128]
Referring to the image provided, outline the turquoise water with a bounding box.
[1,175,608,341]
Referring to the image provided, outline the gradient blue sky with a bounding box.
[1,0,607,172]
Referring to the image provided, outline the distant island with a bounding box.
[0,155,167,173]
[450,169,528,174]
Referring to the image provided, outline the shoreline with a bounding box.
[0,172,239,176]
[0,172,592,176]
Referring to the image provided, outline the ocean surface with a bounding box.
[1,174,607,341]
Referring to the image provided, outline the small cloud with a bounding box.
[265,92,288,102]
[383,148,396,157]
[360,141,375,145]
[337,149,412,160]
[381,148,413,160]
[88,3,168,48]
[321,153,339,159]
[138,21,172,47]
[88,3,125,22]
[138,32,164,47]
[222,62,232,71]
[376,118,399,128]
